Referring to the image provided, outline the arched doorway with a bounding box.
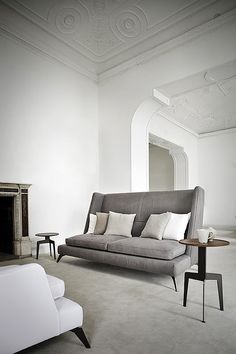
[131,95,189,191]
[149,133,189,191]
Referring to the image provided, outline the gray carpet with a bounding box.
[1,233,236,354]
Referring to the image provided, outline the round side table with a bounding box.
[179,238,229,323]
[35,232,59,260]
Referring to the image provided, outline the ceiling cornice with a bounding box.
[2,0,217,62]
[0,0,235,82]
[0,1,97,81]
[0,25,98,82]
[98,7,236,82]
[150,111,236,139]
[157,111,199,137]
[199,127,236,138]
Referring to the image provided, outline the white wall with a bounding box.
[199,130,236,229]
[0,34,99,252]
[149,144,174,191]
[98,21,236,193]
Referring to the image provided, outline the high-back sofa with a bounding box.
[57,187,204,290]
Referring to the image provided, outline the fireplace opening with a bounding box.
[0,196,14,256]
[0,183,31,259]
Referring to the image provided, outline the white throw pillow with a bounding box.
[86,213,97,234]
[104,211,136,237]
[141,213,170,240]
[163,212,191,241]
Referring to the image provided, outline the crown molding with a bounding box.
[0,1,97,81]
[0,0,235,82]
[2,0,216,63]
[199,127,236,138]
[98,7,236,82]
[157,111,199,137]
[0,25,97,82]
[158,111,236,138]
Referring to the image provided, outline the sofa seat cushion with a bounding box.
[107,237,186,260]
[66,234,125,251]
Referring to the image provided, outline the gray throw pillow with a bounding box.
[94,212,109,234]
[141,213,170,240]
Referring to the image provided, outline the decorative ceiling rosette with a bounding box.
[110,6,148,40]
[48,0,89,35]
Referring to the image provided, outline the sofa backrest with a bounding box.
[84,187,205,264]
[85,187,204,236]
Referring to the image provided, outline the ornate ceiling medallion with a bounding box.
[110,7,147,40]
[56,8,81,34]
[49,1,89,35]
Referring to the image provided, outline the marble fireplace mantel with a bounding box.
[0,182,31,257]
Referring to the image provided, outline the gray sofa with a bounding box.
[57,187,204,291]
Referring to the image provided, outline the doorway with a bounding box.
[149,143,174,191]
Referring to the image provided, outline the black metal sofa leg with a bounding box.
[56,254,64,263]
[71,327,91,348]
[172,276,178,292]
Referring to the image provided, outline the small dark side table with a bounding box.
[35,232,59,260]
[179,238,229,323]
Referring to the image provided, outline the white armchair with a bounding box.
[0,263,90,354]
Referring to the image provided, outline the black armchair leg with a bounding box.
[56,254,64,263]
[71,327,90,348]
[171,276,178,292]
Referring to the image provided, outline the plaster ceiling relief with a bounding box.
[2,0,236,77]
[48,0,151,58]
[159,61,236,134]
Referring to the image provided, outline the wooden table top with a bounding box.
[179,238,230,248]
[35,232,59,237]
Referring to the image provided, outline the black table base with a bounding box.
[36,236,56,260]
[183,247,224,323]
